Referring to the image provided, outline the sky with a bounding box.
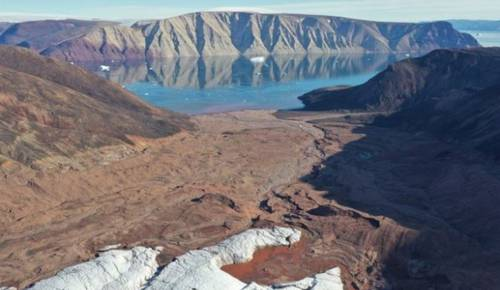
[0,0,499,22]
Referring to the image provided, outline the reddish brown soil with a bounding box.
[221,237,338,285]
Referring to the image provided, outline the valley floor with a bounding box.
[1,110,500,289]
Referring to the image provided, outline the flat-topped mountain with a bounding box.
[0,19,116,51]
[34,12,479,62]
[300,47,500,157]
[0,46,191,165]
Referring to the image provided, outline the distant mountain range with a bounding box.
[0,12,479,62]
[449,20,500,31]
[0,19,116,51]
[0,46,191,166]
[300,47,500,158]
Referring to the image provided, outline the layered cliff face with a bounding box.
[0,19,116,52]
[0,46,191,165]
[300,47,500,158]
[41,24,146,62]
[39,12,479,62]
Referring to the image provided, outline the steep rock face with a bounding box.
[0,19,115,51]
[299,47,500,158]
[41,25,146,62]
[41,12,479,62]
[0,46,191,165]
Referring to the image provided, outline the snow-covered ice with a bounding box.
[145,226,343,290]
[27,247,160,290]
[22,227,343,290]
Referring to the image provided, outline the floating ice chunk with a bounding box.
[250,56,266,64]
[27,247,160,290]
[99,65,111,72]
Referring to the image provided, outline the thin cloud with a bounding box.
[208,7,274,14]
[1,1,499,23]
[0,12,75,22]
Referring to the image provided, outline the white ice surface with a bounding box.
[99,65,110,72]
[145,226,343,290]
[27,247,160,290]
[22,227,343,290]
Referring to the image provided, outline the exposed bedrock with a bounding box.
[23,12,480,62]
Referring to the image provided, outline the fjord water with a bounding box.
[463,30,500,47]
[89,54,399,114]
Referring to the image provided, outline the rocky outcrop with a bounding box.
[0,19,116,51]
[299,47,500,158]
[0,46,191,165]
[39,12,479,62]
[18,228,343,290]
[41,24,146,62]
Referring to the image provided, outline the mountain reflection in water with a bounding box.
[85,54,403,114]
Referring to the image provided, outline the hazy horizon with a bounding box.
[1,0,499,23]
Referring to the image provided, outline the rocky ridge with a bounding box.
[0,46,191,166]
[0,19,116,51]
[299,47,500,158]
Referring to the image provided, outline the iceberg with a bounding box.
[250,56,266,64]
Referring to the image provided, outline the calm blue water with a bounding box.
[463,30,500,47]
[84,30,500,115]
[126,70,376,114]
[89,54,401,114]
